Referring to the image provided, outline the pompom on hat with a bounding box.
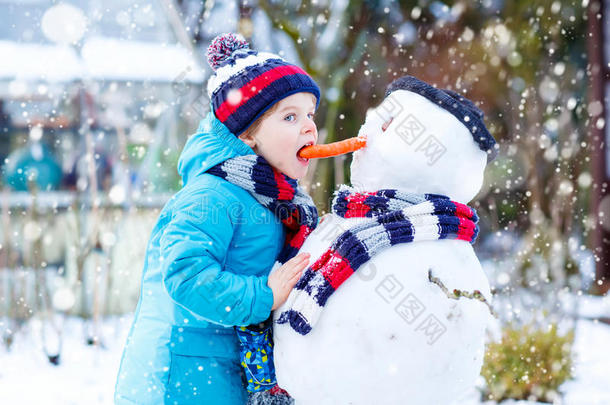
[206,33,321,136]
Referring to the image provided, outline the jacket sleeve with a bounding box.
[159,188,274,327]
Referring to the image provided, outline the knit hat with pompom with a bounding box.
[206,33,320,136]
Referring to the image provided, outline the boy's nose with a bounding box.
[301,119,316,135]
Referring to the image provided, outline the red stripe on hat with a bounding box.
[274,171,296,200]
[215,65,310,123]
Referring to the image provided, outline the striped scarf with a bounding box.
[276,185,479,335]
[207,154,318,394]
[207,154,318,264]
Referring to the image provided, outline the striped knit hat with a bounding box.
[206,33,321,136]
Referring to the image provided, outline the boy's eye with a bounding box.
[283,112,315,122]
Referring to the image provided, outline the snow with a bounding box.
[560,292,610,319]
[272,88,492,404]
[0,315,133,405]
[0,38,205,84]
[0,41,83,83]
[0,314,608,404]
[562,319,610,405]
[81,37,205,82]
[467,319,610,405]
[350,90,487,203]
[274,221,492,405]
[40,3,87,45]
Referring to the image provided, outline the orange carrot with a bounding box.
[298,137,367,159]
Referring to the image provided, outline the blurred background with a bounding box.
[0,0,609,404]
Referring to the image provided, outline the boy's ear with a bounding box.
[238,133,257,149]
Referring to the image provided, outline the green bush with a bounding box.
[481,321,575,403]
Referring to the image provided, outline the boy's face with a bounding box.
[240,92,318,180]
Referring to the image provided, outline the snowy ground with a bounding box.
[0,315,133,405]
[462,318,610,405]
[560,319,610,405]
[1,307,609,404]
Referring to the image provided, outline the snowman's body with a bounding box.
[272,81,496,405]
[274,215,490,404]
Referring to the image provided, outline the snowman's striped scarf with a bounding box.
[276,185,479,335]
[207,154,318,264]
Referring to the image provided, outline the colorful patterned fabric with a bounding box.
[207,154,318,393]
[206,33,320,136]
[276,185,480,335]
[236,318,277,392]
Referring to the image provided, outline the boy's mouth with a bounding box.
[297,142,313,163]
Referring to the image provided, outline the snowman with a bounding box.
[272,76,498,405]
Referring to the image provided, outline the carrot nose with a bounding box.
[297,136,367,159]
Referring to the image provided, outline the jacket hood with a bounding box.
[177,111,255,185]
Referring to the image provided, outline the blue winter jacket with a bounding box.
[114,112,284,405]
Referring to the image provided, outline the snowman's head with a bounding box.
[350,76,497,203]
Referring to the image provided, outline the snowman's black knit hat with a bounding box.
[386,76,498,162]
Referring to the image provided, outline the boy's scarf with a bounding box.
[276,185,480,335]
[207,154,318,394]
[207,154,318,264]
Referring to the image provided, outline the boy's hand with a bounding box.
[268,252,310,311]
